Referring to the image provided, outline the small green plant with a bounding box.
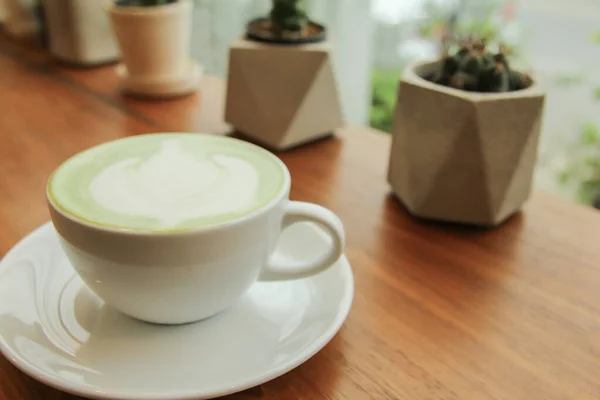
[246,0,322,43]
[269,0,308,36]
[429,38,532,92]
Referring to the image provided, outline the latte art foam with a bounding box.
[89,139,259,228]
[48,134,286,231]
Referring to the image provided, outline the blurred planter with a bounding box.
[387,60,546,227]
[107,0,202,98]
[225,37,343,151]
[2,0,39,39]
[43,0,119,66]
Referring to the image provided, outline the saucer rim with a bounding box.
[115,61,203,98]
[0,221,354,400]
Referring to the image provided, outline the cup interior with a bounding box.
[46,133,291,236]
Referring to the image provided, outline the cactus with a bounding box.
[246,0,324,44]
[431,39,532,92]
[269,0,309,36]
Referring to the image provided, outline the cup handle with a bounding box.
[259,201,345,281]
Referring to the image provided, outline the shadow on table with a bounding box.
[364,192,526,343]
[384,191,526,244]
[227,130,337,155]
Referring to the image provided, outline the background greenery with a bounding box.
[553,31,600,207]
[369,69,402,133]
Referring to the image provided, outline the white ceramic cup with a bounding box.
[47,146,345,325]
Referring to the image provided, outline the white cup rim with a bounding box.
[46,133,292,238]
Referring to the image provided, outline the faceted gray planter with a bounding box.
[387,61,546,227]
[225,38,343,151]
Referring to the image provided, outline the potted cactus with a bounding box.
[245,0,325,44]
[387,38,546,227]
[224,0,343,151]
[107,0,202,98]
[427,41,532,92]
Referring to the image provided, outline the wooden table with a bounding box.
[1,36,600,400]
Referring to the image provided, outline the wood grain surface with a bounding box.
[1,36,600,400]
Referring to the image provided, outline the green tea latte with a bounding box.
[48,133,287,231]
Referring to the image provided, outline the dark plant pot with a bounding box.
[245,17,326,45]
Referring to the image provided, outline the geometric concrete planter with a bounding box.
[387,60,546,227]
[224,38,344,151]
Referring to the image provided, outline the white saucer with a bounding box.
[116,61,203,98]
[0,222,353,400]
